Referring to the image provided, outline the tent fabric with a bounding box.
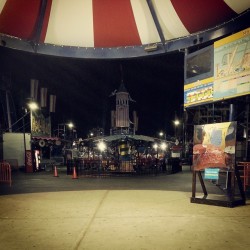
[0,0,249,48]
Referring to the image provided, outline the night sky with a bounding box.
[0,46,184,138]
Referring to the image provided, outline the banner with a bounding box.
[49,95,56,113]
[40,87,47,108]
[30,79,39,101]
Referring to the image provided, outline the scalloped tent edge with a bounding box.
[0,8,249,59]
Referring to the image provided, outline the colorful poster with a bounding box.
[31,110,51,137]
[184,28,250,107]
[214,28,250,100]
[193,122,236,171]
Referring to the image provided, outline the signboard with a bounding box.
[184,27,250,107]
[184,77,213,106]
[214,27,250,100]
[204,168,219,180]
[193,122,236,171]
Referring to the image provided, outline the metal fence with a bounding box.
[0,161,12,186]
[66,158,180,177]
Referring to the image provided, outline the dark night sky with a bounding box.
[0,46,184,138]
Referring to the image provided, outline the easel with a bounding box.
[191,167,246,207]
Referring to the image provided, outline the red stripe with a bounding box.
[171,0,237,33]
[39,0,52,42]
[0,0,41,39]
[93,0,141,47]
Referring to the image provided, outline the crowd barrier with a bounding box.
[66,157,180,177]
[0,162,12,186]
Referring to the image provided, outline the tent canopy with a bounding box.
[0,0,249,58]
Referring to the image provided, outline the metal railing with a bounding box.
[0,162,12,186]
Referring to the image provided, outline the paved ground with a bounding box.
[0,166,250,250]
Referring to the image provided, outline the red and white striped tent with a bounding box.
[0,0,249,58]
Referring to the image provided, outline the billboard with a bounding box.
[184,28,250,107]
[185,45,214,84]
[193,122,236,171]
[213,28,250,100]
[184,77,213,106]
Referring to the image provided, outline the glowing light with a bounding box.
[160,142,167,150]
[98,141,106,152]
[159,132,164,137]
[68,122,74,128]
[28,102,38,110]
[174,120,180,126]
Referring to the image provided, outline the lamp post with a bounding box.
[174,119,180,138]
[97,141,106,173]
[68,122,74,129]
[26,101,38,172]
[68,122,74,141]
[28,101,38,135]
[58,122,74,140]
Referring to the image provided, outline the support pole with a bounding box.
[245,97,249,160]
[6,91,12,132]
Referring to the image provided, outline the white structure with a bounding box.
[111,81,137,135]
[116,81,130,128]
[3,132,31,168]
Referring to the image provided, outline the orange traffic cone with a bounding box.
[53,166,59,177]
[72,167,78,179]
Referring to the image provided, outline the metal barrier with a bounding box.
[237,162,250,191]
[0,162,12,186]
[68,158,163,177]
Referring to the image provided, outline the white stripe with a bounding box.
[131,0,160,44]
[152,0,189,40]
[224,0,250,14]
[0,0,7,13]
[45,0,94,47]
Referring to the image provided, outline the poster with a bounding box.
[184,28,250,107]
[31,110,51,137]
[214,28,250,100]
[193,122,236,171]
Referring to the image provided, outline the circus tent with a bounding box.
[0,0,249,58]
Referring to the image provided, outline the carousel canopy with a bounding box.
[0,0,250,58]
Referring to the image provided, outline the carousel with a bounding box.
[66,81,182,176]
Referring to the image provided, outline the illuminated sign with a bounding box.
[204,168,220,180]
[184,28,250,107]
[213,27,250,101]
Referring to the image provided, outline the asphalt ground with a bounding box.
[0,165,223,195]
[0,166,250,250]
[0,165,248,197]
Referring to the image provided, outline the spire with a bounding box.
[117,79,127,93]
[117,64,128,93]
